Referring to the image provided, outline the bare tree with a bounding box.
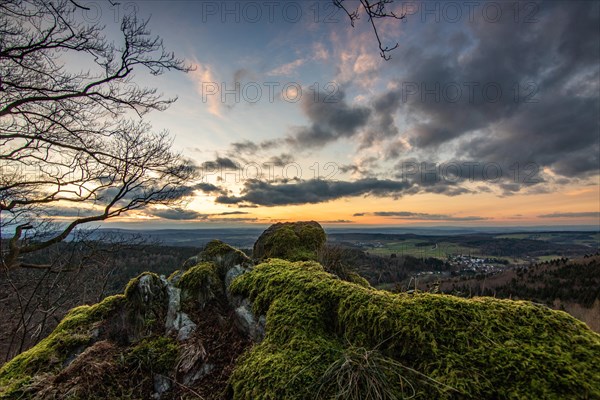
[334,0,406,60]
[0,0,196,270]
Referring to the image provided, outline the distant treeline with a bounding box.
[449,256,600,308]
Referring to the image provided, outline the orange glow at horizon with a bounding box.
[96,180,600,227]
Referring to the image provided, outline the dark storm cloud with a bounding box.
[203,157,239,170]
[538,212,600,219]
[231,140,260,155]
[395,1,599,178]
[47,207,101,217]
[96,183,198,204]
[229,139,283,156]
[287,89,371,148]
[360,89,403,148]
[195,182,226,194]
[354,211,488,221]
[287,87,410,149]
[151,208,206,220]
[264,153,294,167]
[213,170,484,206]
[148,209,251,220]
[392,158,546,195]
[215,178,413,206]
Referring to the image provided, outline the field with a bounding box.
[328,231,600,264]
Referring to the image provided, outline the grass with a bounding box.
[316,345,457,400]
[368,240,474,259]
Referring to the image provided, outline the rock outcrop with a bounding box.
[1,222,599,399]
[253,221,326,261]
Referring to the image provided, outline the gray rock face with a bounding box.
[152,374,171,399]
[234,299,265,342]
[138,274,164,304]
[225,264,247,290]
[162,277,197,341]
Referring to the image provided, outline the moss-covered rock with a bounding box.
[126,336,179,374]
[177,261,223,310]
[124,272,170,341]
[200,240,251,267]
[0,294,125,397]
[228,259,600,399]
[253,221,326,262]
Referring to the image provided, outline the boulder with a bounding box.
[199,239,251,269]
[253,221,326,262]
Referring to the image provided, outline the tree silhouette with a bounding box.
[0,0,195,269]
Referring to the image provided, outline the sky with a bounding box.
[75,0,600,228]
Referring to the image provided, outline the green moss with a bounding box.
[255,222,326,262]
[0,295,126,396]
[123,273,168,340]
[297,223,327,252]
[126,336,179,374]
[167,269,181,281]
[202,240,246,261]
[345,271,371,288]
[229,259,600,399]
[177,262,220,292]
[199,240,251,277]
[176,262,223,311]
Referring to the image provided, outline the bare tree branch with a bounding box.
[334,0,406,60]
[0,0,197,270]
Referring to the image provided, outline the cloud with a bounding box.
[263,153,294,167]
[538,212,600,219]
[148,208,251,221]
[268,58,306,76]
[195,182,226,194]
[215,178,413,206]
[394,2,599,179]
[207,217,258,223]
[151,208,206,220]
[359,89,404,149]
[287,88,371,148]
[354,211,488,221]
[229,139,283,156]
[189,62,222,117]
[233,68,252,84]
[47,207,102,218]
[202,157,239,170]
[312,42,328,61]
